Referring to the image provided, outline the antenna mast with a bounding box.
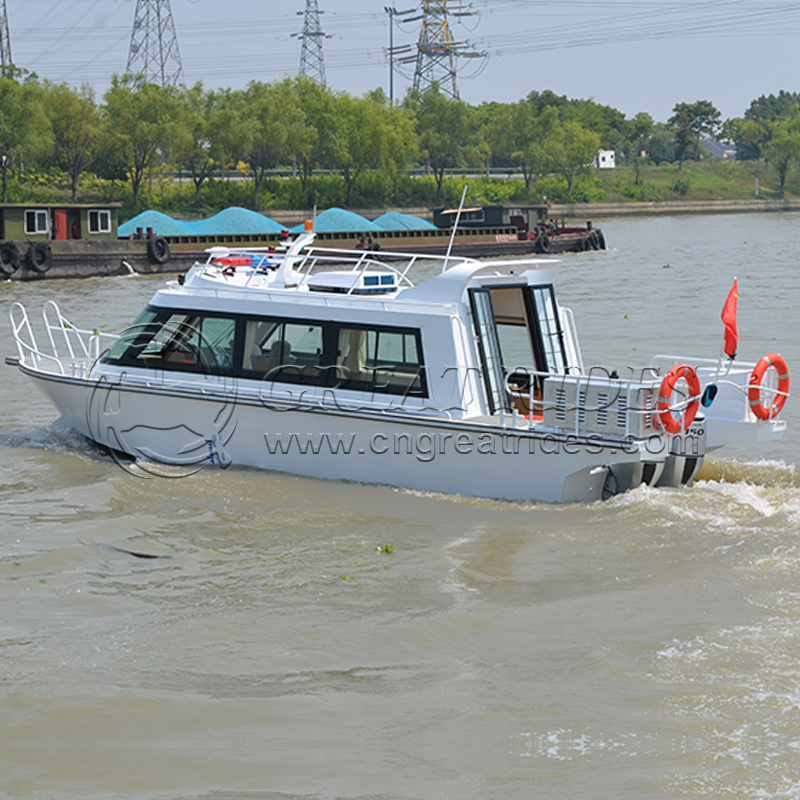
[126,0,184,86]
[0,0,11,74]
[294,0,328,85]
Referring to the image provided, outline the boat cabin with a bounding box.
[0,202,121,241]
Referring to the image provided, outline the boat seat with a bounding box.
[265,341,292,373]
[507,370,543,416]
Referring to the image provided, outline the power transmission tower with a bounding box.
[0,0,11,74]
[294,0,328,86]
[126,0,184,87]
[411,1,481,99]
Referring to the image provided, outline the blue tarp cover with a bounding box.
[121,207,436,237]
[120,207,284,237]
[118,210,191,237]
[190,207,284,235]
[373,211,437,231]
[290,208,381,233]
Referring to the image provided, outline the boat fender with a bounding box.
[596,230,606,249]
[25,241,52,274]
[588,231,600,250]
[0,240,20,275]
[748,353,790,420]
[147,236,171,264]
[657,364,700,433]
[537,234,550,254]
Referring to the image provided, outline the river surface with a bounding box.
[1,213,799,800]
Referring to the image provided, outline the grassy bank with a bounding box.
[590,160,790,203]
[5,160,798,221]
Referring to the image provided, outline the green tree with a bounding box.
[406,84,485,202]
[324,92,385,206]
[103,74,181,207]
[370,92,418,202]
[169,83,222,205]
[564,98,628,151]
[42,81,102,202]
[721,116,772,162]
[550,120,600,194]
[227,79,306,209]
[626,111,655,184]
[648,123,677,164]
[0,69,51,203]
[763,118,800,196]
[667,100,721,170]
[487,101,558,200]
[285,76,323,191]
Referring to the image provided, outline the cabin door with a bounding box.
[470,285,566,414]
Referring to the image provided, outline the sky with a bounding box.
[4,0,800,123]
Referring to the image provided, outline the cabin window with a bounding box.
[243,318,324,384]
[469,289,508,413]
[103,309,160,362]
[25,209,49,235]
[103,309,236,373]
[88,209,111,234]
[336,326,425,395]
[529,286,566,374]
[103,307,427,397]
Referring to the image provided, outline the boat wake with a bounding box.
[0,417,110,461]
[696,455,798,488]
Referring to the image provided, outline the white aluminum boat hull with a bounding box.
[25,366,666,504]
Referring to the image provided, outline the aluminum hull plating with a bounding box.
[21,363,671,503]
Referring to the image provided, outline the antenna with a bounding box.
[293,0,328,86]
[0,0,11,74]
[410,1,483,99]
[126,0,185,87]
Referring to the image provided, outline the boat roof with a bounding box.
[158,245,560,314]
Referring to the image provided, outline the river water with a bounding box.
[1,213,799,800]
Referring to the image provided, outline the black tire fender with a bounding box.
[147,237,171,264]
[25,241,53,274]
[0,240,20,276]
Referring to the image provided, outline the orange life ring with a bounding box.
[748,353,790,420]
[657,364,700,434]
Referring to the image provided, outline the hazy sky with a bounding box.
[5,0,800,123]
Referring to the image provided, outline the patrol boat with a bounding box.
[7,227,790,502]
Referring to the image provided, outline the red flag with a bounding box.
[721,279,738,358]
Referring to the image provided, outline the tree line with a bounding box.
[0,66,797,213]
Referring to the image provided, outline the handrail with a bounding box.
[9,302,66,374]
[504,368,665,438]
[198,242,484,289]
[10,301,117,375]
[650,353,759,370]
